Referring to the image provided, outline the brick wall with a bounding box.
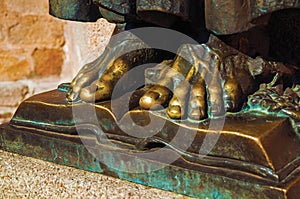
[0,0,115,123]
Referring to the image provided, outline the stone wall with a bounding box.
[0,0,115,123]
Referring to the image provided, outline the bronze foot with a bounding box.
[140,35,271,120]
[68,34,295,120]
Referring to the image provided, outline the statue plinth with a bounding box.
[0,88,299,198]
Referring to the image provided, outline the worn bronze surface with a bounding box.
[1,124,299,199]
[140,35,276,119]
[1,89,299,198]
[247,84,300,131]
[66,31,171,102]
[49,0,101,21]
[9,0,300,198]
[49,0,300,34]
[205,0,300,34]
[66,32,298,120]
[136,0,190,27]
[49,2,300,121]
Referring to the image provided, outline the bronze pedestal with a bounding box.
[1,88,299,198]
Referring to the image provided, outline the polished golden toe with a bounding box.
[167,105,183,119]
[139,85,171,110]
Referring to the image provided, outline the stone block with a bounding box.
[0,1,6,13]
[0,12,20,30]
[86,18,115,59]
[0,107,15,124]
[0,54,31,81]
[0,81,29,107]
[32,48,64,76]
[5,0,49,14]
[8,15,65,48]
[0,25,4,42]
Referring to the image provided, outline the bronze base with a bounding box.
[1,89,300,198]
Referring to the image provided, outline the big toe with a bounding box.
[139,85,170,110]
[167,104,183,119]
[80,81,111,102]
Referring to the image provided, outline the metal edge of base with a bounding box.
[1,124,299,199]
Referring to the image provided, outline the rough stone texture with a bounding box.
[0,82,30,124]
[5,0,49,14]
[0,0,114,128]
[0,54,31,81]
[0,25,4,43]
[61,18,115,82]
[0,82,29,107]
[0,0,116,127]
[33,48,64,76]
[0,108,14,124]
[0,0,6,13]
[0,0,66,81]
[86,18,116,60]
[0,0,66,123]
[8,15,65,48]
[0,11,20,33]
[0,150,193,198]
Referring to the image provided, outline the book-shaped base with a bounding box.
[1,89,300,198]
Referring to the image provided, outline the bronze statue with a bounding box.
[0,0,299,198]
[51,0,300,122]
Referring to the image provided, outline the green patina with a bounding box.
[50,0,79,20]
[49,0,101,22]
[0,125,289,198]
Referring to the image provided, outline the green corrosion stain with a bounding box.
[63,157,69,165]
[51,142,58,161]
[161,129,169,139]
[213,189,221,199]
[101,119,114,131]
[64,2,79,19]
[50,0,80,20]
